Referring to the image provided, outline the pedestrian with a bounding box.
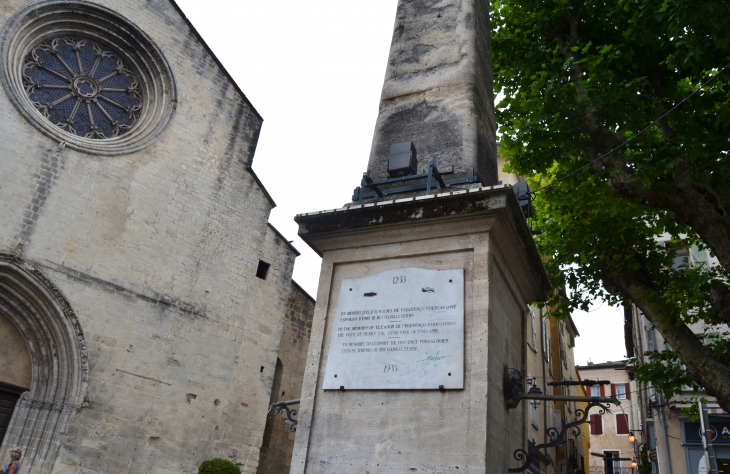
[1,447,21,474]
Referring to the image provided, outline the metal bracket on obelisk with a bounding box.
[353,158,478,203]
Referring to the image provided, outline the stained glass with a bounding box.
[22,37,142,139]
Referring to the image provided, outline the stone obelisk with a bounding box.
[366,0,498,184]
[291,1,549,472]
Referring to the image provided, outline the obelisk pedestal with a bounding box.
[291,190,549,472]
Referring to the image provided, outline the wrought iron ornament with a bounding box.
[23,37,142,138]
[270,400,299,433]
[508,398,615,473]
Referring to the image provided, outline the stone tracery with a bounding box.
[23,37,142,139]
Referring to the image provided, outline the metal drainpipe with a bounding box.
[561,326,567,474]
[540,308,548,456]
[630,306,641,463]
[651,325,673,474]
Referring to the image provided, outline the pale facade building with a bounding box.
[626,240,730,474]
[0,1,313,473]
[525,307,589,474]
[627,310,730,474]
[577,362,640,474]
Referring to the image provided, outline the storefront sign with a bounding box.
[685,420,730,444]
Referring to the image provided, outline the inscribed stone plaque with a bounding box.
[323,268,464,390]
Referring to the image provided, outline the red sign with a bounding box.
[648,449,658,462]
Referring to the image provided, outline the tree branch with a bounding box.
[605,268,730,411]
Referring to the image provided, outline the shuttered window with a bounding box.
[610,383,631,400]
[589,414,603,435]
[616,414,630,435]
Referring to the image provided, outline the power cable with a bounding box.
[527,61,730,196]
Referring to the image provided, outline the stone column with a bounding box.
[366,0,497,186]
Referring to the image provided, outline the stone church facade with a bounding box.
[0,1,312,472]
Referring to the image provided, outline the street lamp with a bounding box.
[628,431,636,444]
[527,377,542,409]
[631,459,638,468]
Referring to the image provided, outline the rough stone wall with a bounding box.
[0,1,297,472]
[366,0,498,186]
[0,313,31,389]
[257,281,315,474]
[485,236,528,469]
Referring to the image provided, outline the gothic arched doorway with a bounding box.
[0,309,31,445]
[0,253,87,473]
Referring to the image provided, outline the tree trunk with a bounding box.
[606,269,730,412]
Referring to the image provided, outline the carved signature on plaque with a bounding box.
[418,351,451,367]
[363,292,377,297]
[421,287,435,293]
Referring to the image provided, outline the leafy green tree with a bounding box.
[492,0,730,408]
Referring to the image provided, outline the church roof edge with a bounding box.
[291,279,316,304]
[167,0,263,122]
[245,166,276,208]
[267,223,301,257]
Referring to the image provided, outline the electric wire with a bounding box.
[526,61,730,196]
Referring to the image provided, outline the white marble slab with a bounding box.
[323,268,464,390]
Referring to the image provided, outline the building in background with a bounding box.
[577,361,639,474]
[0,1,314,472]
[627,310,730,474]
[625,240,730,474]
[525,307,589,474]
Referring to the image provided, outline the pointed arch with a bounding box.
[0,253,87,473]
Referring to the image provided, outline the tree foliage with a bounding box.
[492,0,730,408]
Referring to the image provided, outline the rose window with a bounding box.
[22,37,142,139]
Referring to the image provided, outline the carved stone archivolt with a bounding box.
[0,253,88,474]
[0,0,176,155]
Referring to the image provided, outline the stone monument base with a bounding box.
[292,186,549,473]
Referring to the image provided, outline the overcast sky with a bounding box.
[173,0,624,366]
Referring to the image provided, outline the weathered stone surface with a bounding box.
[257,282,315,474]
[0,1,304,473]
[366,0,498,187]
[296,187,550,295]
[291,190,549,473]
[0,312,31,389]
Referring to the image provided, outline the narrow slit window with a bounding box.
[256,260,270,280]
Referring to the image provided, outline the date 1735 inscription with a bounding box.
[323,268,464,390]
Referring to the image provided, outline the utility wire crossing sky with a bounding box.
[174,0,626,365]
